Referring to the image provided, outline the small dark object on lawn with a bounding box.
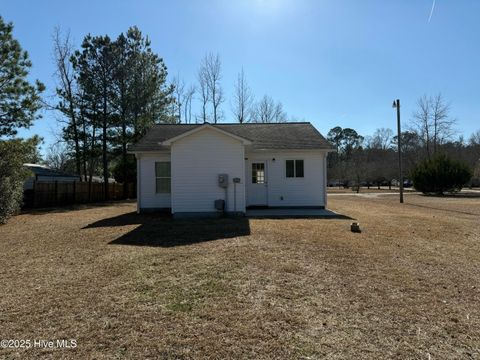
[351,222,361,233]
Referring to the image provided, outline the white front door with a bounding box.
[248,161,268,206]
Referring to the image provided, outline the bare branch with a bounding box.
[197,63,210,123]
[251,95,287,123]
[410,93,456,159]
[171,75,185,123]
[231,68,253,123]
[202,52,223,123]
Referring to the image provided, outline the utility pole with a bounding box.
[393,99,404,203]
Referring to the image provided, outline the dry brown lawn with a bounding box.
[0,194,479,359]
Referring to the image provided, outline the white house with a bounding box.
[129,122,334,217]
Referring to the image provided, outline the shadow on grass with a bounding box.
[407,202,479,216]
[83,211,251,247]
[421,192,480,199]
[246,213,355,220]
[23,200,136,215]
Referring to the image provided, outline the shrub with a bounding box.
[411,154,473,195]
[0,138,40,224]
[112,154,137,184]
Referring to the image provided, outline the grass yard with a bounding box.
[1,194,479,359]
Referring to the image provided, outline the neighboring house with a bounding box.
[23,164,81,190]
[128,122,334,217]
[89,176,117,184]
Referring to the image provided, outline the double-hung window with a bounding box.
[286,160,304,178]
[155,162,171,193]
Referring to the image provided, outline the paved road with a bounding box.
[329,189,480,197]
[328,192,410,198]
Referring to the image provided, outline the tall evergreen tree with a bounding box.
[53,27,175,198]
[74,34,117,199]
[0,16,44,223]
[111,26,174,197]
[0,16,44,136]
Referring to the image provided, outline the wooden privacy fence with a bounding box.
[24,181,136,208]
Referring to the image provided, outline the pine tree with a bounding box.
[0,16,43,222]
[111,27,174,197]
[74,34,117,200]
[0,16,44,136]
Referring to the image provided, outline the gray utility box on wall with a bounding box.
[214,199,225,211]
[218,174,228,188]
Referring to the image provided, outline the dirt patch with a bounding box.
[1,195,479,359]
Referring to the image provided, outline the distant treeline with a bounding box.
[327,95,480,187]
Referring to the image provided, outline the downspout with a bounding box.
[224,186,228,214]
[233,181,237,213]
[324,152,328,208]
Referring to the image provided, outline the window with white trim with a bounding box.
[155,162,171,193]
[286,160,304,178]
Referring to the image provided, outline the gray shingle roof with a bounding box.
[23,164,80,178]
[128,122,334,152]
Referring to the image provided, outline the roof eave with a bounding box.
[249,147,336,152]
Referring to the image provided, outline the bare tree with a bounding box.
[469,130,480,146]
[411,93,456,159]
[412,94,432,158]
[197,65,209,123]
[44,142,70,171]
[52,27,82,179]
[232,68,253,123]
[251,95,287,123]
[183,85,195,124]
[252,95,275,123]
[202,53,224,123]
[369,128,394,150]
[273,101,287,122]
[431,93,455,153]
[172,75,185,123]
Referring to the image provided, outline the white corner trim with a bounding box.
[136,154,141,213]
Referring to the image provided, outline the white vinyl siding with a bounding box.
[171,127,246,213]
[135,135,329,212]
[246,151,327,207]
[137,152,171,210]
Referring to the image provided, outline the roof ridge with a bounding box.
[217,122,311,125]
[153,122,312,126]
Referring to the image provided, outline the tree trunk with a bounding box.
[82,118,88,182]
[122,120,128,199]
[102,91,109,201]
[212,87,217,124]
[88,125,96,202]
[102,127,108,200]
[69,100,82,180]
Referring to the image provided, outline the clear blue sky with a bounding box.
[3,0,479,153]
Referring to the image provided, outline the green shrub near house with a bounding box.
[0,16,44,223]
[411,154,472,195]
[0,138,41,224]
